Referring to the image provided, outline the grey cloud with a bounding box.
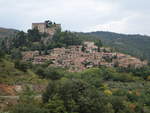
[0,0,149,35]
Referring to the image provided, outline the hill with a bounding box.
[0,27,18,39]
[82,31,150,62]
[1,26,150,63]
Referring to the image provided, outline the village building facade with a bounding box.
[22,42,148,72]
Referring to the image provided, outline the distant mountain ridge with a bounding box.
[82,31,150,62]
[0,27,18,39]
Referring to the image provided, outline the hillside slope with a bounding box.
[0,58,48,85]
[83,31,150,62]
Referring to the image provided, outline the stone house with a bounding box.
[22,51,39,61]
[83,41,98,53]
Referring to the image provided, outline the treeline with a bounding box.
[0,29,82,51]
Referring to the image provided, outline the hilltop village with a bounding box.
[22,41,147,72]
[20,21,148,72]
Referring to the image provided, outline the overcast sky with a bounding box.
[0,0,149,35]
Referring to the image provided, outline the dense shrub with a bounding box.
[10,104,48,113]
[35,66,65,80]
[43,79,109,113]
[15,60,32,72]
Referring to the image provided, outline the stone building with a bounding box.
[83,41,98,53]
[32,20,61,36]
[22,51,39,61]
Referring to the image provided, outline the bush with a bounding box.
[10,104,48,113]
[35,66,46,78]
[11,49,22,60]
[44,95,66,113]
[15,60,32,72]
[39,67,65,80]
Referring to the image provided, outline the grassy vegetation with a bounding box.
[0,59,48,85]
[6,66,150,113]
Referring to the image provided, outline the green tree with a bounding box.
[44,67,65,80]
[11,49,22,60]
[13,31,27,48]
[15,60,32,72]
[53,31,82,46]
[42,80,58,103]
[45,95,67,113]
[35,66,46,78]
[43,78,107,113]
[27,28,41,42]
[94,40,103,52]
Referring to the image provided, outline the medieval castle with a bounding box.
[32,20,61,36]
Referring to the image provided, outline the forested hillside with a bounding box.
[82,31,150,62]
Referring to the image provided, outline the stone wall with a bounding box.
[32,23,46,33]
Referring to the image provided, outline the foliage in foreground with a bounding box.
[8,66,150,113]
